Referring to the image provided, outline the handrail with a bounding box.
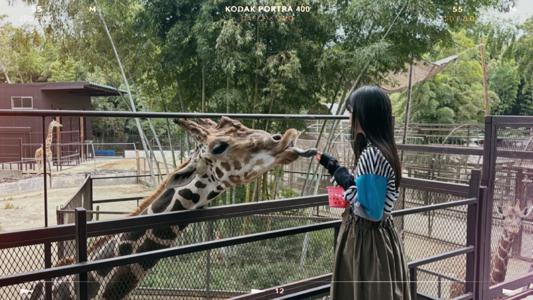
[92,197,144,204]
[488,271,533,298]
[394,198,476,217]
[0,195,328,248]
[263,247,475,300]
[0,221,340,286]
[0,186,470,249]
[398,144,483,156]
[401,177,471,197]
[91,173,167,180]
[0,197,478,286]
[408,246,474,268]
[0,109,348,120]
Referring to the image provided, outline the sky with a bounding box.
[1,0,533,27]
[0,0,36,27]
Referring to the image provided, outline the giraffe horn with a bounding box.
[197,118,218,128]
[174,119,208,141]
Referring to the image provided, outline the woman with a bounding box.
[316,85,410,299]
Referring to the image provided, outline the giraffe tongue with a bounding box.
[291,147,318,158]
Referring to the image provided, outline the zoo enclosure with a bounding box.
[0,172,481,300]
[0,110,532,299]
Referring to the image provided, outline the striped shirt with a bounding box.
[342,145,399,221]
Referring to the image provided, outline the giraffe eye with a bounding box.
[211,142,229,155]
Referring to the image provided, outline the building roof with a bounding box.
[380,55,459,94]
[1,81,126,96]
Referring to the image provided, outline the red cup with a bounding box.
[327,186,349,208]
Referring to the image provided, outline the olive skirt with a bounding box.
[330,208,411,300]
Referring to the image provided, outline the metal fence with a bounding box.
[0,110,532,300]
[0,173,480,300]
[480,116,533,300]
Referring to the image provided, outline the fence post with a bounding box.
[475,186,490,299]
[75,208,88,300]
[56,208,65,258]
[41,116,53,300]
[476,116,496,300]
[44,241,52,300]
[18,138,22,171]
[136,150,140,184]
[465,170,481,297]
[88,175,94,213]
[409,267,417,300]
[512,169,524,257]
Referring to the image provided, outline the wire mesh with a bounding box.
[489,125,533,286]
[80,219,336,299]
[1,118,514,299]
[415,254,467,299]
[0,239,79,299]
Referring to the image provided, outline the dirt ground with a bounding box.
[0,158,162,232]
[0,183,152,232]
[49,158,140,175]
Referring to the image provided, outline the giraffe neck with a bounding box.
[490,229,515,285]
[87,160,228,299]
[45,125,54,153]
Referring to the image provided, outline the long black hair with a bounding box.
[346,85,402,187]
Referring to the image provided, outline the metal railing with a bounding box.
[0,171,482,300]
[1,110,532,299]
[229,171,482,300]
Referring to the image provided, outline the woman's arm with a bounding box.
[315,152,354,190]
[352,147,393,221]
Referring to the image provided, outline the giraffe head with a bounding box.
[496,202,533,235]
[174,117,300,186]
[49,120,63,128]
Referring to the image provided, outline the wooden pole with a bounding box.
[480,38,490,116]
[55,116,61,171]
[80,117,85,161]
[136,150,140,184]
[400,60,414,163]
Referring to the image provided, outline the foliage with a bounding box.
[489,59,520,114]
[392,14,533,123]
[142,223,334,291]
[8,0,506,132]
[393,31,488,124]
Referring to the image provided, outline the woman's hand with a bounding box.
[314,151,322,162]
[316,152,340,176]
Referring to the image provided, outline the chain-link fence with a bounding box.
[0,174,478,300]
[2,111,531,299]
[489,124,533,286]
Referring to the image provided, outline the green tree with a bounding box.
[489,59,520,114]
[393,31,490,124]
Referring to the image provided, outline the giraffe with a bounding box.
[34,119,62,173]
[449,202,533,298]
[24,116,312,300]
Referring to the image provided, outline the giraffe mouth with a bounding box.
[290,147,318,157]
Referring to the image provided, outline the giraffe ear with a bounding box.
[522,206,533,218]
[165,160,197,188]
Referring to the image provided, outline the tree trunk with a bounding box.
[202,63,206,112]
[1,63,11,83]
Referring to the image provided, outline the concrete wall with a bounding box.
[0,172,142,196]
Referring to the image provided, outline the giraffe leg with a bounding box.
[35,158,41,173]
